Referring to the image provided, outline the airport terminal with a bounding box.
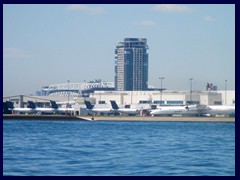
[3,87,235,116]
[3,38,235,116]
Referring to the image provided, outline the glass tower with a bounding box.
[115,38,149,91]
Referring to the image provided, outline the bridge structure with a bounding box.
[39,80,115,97]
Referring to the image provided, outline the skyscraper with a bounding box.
[114,38,149,91]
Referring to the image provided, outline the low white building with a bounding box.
[89,90,233,106]
[3,90,235,113]
[217,90,235,106]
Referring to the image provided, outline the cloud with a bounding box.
[204,16,216,22]
[152,4,192,13]
[65,4,106,14]
[134,20,156,27]
[4,48,30,60]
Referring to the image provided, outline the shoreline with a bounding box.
[3,114,82,121]
[3,114,235,122]
[91,116,235,122]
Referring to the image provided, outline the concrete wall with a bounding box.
[3,90,234,108]
[217,90,235,105]
[90,90,225,106]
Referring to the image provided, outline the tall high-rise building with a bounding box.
[114,38,149,91]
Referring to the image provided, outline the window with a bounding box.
[154,100,164,104]
[167,101,184,105]
[139,100,151,104]
[186,101,199,105]
[98,101,105,104]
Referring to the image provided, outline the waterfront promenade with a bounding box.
[3,114,235,122]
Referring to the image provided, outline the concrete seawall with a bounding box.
[3,114,85,121]
[3,114,235,122]
[91,116,235,122]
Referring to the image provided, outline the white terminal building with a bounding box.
[33,80,235,107]
[33,80,235,106]
[89,90,235,107]
[3,80,235,114]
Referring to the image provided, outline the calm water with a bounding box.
[3,120,235,176]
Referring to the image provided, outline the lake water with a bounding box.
[3,120,235,176]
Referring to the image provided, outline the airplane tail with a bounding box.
[50,100,58,109]
[110,100,119,110]
[3,102,13,114]
[6,101,14,109]
[84,101,94,110]
[27,101,36,109]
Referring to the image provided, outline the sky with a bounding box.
[3,4,235,97]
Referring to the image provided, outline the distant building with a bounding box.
[115,38,149,91]
[206,82,217,91]
[36,80,114,97]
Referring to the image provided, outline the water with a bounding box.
[3,120,235,176]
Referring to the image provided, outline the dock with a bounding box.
[90,116,235,122]
[3,114,89,121]
[3,114,235,122]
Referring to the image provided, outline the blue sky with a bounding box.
[3,4,235,97]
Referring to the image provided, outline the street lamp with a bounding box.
[159,77,165,105]
[130,91,133,104]
[225,80,227,105]
[190,78,193,104]
[67,80,70,108]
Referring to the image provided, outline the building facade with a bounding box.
[115,38,149,91]
[90,90,227,107]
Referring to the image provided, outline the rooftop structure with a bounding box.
[36,79,114,97]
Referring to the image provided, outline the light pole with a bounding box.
[67,80,70,108]
[190,78,193,104]
[130,91,133,104]
[159,77,164,105]
[225,80,227,105]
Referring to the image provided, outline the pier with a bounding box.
[3,114,86,121]
[3,114,235,122]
